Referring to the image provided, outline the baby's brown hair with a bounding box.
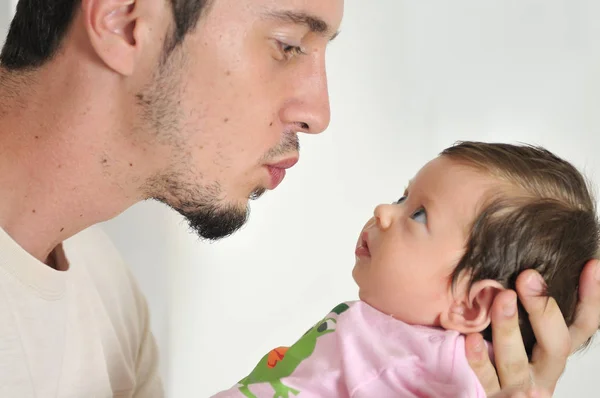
[441,141,599,359]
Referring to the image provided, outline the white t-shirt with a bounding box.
[0,225,163,397]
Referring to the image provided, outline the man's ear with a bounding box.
[439,280,505,334]
[82,0,146,75]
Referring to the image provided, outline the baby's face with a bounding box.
[353,156,496,326]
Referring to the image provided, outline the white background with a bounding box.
[2,1,600,397]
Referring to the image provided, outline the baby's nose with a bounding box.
[374,204,396,230]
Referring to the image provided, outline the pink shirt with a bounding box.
[213,300,487,398]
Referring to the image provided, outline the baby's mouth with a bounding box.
[355,232,371,258]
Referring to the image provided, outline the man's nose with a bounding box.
[279,56,331,135]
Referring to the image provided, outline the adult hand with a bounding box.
[465,259,600,396]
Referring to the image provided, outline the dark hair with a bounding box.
[0,0,212,70]
[442,141,600,359]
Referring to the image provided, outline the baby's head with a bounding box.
[353,141,599,358]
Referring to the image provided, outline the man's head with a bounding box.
[0,0,343,240]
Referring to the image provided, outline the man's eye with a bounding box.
[411,208,427,224]
[277,41,306,58]
[394,196,407,204]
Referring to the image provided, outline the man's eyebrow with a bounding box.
[263,10,340,41]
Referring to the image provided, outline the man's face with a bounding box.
[137,0,344,239]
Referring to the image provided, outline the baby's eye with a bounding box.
[394,196,407,204]
[411,208,427,224]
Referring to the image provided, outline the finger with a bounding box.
[515,270,569,392]
[490,289,531,389]
[465,332,500,395]
[569,259,600,352]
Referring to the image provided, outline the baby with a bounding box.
[214,141,599,398]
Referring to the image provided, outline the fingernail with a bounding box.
[503,297,517,317]
[473,341,483,353]
[595,261,600,282]
[526,273,545,294]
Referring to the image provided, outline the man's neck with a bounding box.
[0,69,145,263]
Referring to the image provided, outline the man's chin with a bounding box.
[178,202,250,241]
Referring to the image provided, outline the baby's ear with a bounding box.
[439,280,505,334]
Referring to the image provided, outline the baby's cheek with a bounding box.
[402,289,448,325]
